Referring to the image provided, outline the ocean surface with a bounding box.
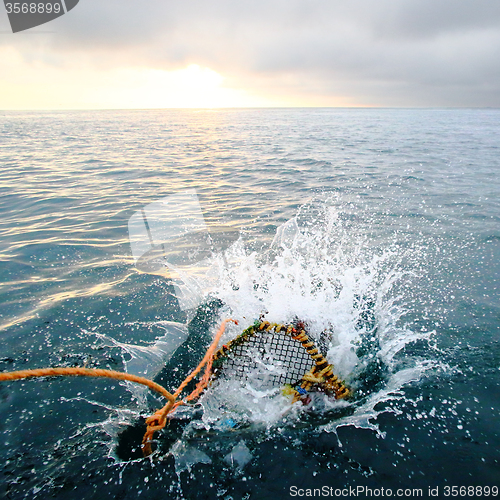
[0,108,499,499]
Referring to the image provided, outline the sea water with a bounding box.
[0,108,499,499]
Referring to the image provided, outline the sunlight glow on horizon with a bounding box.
[0,48,286,109]
[0,47,358,110]
[91,64,268,109]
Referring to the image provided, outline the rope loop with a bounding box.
[0,319,237,458]
[140,318,238,456]
[0,318,352,457]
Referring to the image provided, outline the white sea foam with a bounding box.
[201,200,437,437]
[112,200,437,466]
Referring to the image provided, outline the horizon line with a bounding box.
[1,105,499,112]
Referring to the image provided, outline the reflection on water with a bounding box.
[0,109,499,499]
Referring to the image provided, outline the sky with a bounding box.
[1,0,500,109]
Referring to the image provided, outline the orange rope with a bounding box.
[0,367,175,403]
[141,318,237,456]
[0,318,237,458]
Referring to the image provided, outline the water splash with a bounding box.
[216,200,435,383]
[110,199,438,471]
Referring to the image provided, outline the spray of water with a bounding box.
[205,201,437,438]
[106,199,438,470]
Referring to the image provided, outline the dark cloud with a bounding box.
[2,0,500,106]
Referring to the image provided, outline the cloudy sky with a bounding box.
[1,0,499,109]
